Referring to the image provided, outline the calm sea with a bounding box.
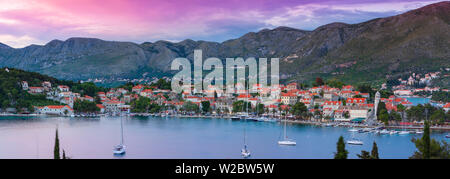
[0,116,448,159]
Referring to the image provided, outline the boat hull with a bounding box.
[347,141,363,145]
[278,141,296,146]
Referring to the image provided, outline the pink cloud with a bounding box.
[0,0,442,48]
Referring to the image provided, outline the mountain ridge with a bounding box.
[0,1,449,86]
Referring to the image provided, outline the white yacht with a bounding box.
[398,131,410,135]
[347,130,363,145]
[278,117,296,146]
[241,144,251,158]
[113,117,126,155]
[347,139,364,145]
[379,129,390,134]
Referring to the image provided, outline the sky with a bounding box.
[0,0,443,48]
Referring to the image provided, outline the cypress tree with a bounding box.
[371,141,379,159]
[62,150,66,159]
[423,120,431,159]
[334,136,348,159]
[54,129,60,159]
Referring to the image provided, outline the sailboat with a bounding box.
[241,128,251,158]
[398,111,409,135]
[278,113,296,146]
[113,117,126,155]
[347,128,363,145]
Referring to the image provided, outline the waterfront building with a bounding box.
[281,92,298,105]
[36,105,73,116]
[394,89,412,96]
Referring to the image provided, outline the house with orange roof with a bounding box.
[29,87,44,94]
[346,98,367,106]
[342,85,354,91]
[281,92,297,105]
[140,89,153,98]
[132,85,145,93]
[96,104,105,113]
[323,101,342,110]
[444,103,450,113]
[83,95,94,102]
[323,92,339,101]
[57,85,70,92]
[286,83,298,90]
[36,105,73,116]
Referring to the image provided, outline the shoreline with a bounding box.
[2,113,449,131]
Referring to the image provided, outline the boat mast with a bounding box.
[284,111,287,139]
[120,117,124,145]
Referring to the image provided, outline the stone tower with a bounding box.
[374,91,381,121]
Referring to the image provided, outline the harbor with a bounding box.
[0,115,448,159]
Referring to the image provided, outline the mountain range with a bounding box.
[0,1,449,86]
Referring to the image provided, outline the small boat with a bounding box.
[278,117,296,146]
[379,129,390,134]
[113,144,126,155]
[348,128,359,132]
[230,116,240,120]
[241,145,251,158]
[113,117,126,155]
[389,130,397,135]
[347,139,364,145]
[445,134,450,138]
[278,139,297,146]
[398,131,410,135]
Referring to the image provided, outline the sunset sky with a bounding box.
[0,0,442,48]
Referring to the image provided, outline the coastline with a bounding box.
[2,113,449,131]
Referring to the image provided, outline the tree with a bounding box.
[377,102,386,117]
[397,104,406,113]
[73,99,99,113]
[182,101,199,113]
[201,101,211,113]
[357,150,372,159]
[430,109,445,125]
[423,120,431,159]
[290,102,307,117]
[54,129,60,159]
[371,142,379,159]
[232,100,251,113]
[256,103,265,115]
[334,136,348,159]
[379,109,389,125]
[315,77,324,86]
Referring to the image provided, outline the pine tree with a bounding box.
[371,141,379,159]
[334,136,348,159]
[54,129,60,159]
[423,120,431,159]
[357,150,372,159]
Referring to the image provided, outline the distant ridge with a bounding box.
[0,42,11,49]
[0,1,449,86]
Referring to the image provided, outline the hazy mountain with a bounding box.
[0,1,449,85]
